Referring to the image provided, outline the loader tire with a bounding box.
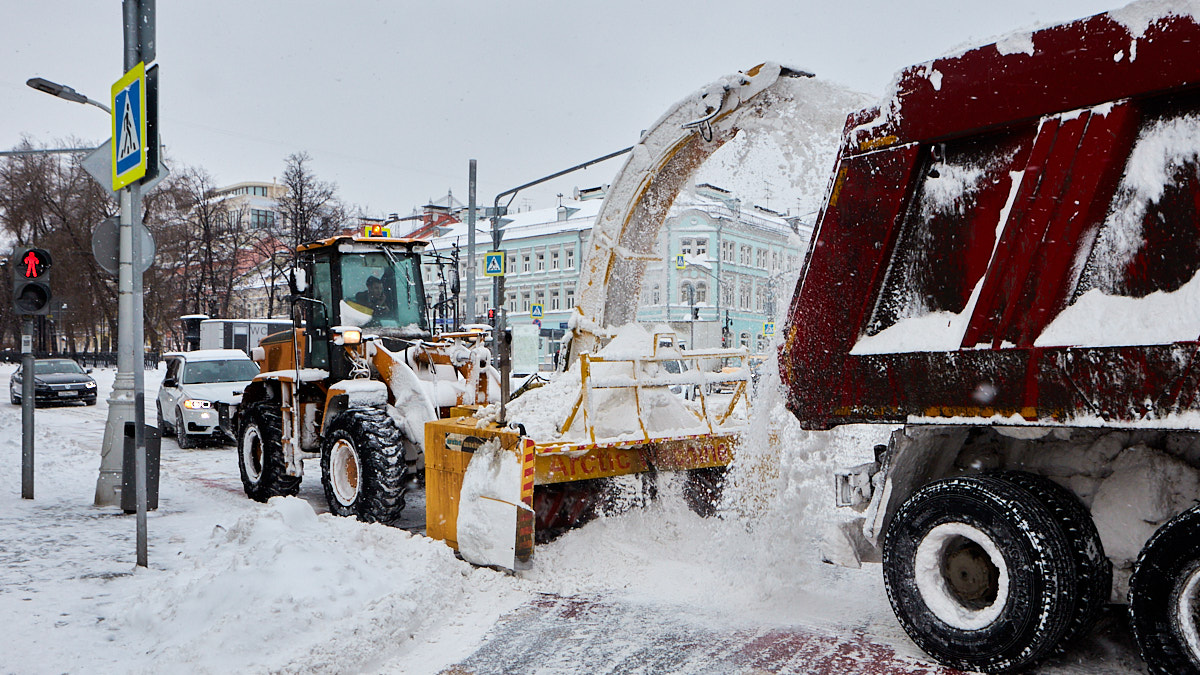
[882,473,1079,674]
[238,401,300,502]
[321,407,407,524]
[683,466,727,518]
[1130,504,1200,675]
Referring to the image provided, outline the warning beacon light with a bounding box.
[11,248,53,315]
[363,223,391,238]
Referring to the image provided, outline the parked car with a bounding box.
[9,358,98,406]
[157,349,260,448]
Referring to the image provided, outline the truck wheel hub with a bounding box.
[330,438,361,506]
[914,522,1008,630]
[242,428,263,482]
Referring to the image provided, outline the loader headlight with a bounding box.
[333,326,362,345]
[182,398,212,409]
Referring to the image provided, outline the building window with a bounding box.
[740,245,752,265]
[740,331,750,348]
[722,240,735,262]
[566,248,575,269]
[756,248,767,268]
[507,292,517,312]
[696,281,708,304]
[566,288,575,308]
[521,292,531,312]
[721,278,734,307]
[250,209,274,229]
[680,281,694,304]
[551,250,559,270]
[551,290,561,310]
[523,255,531,273]
[536,253,545,272]
[680,238,693,255]
[740,281,752,309]
[508,255,517,274]
[757,334,769,353]
[696,238,708,256]
[652,284,661,305]
[755,285,766,311]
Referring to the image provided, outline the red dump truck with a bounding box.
[777,7,1200,674]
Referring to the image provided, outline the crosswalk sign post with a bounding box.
[675,254,687,270]
[531,303,543,321]
[484,251,505,277]
[111,62,147,190]
[764,320,776,336]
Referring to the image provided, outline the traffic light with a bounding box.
[692,307,700,320]
[11,248,52,315]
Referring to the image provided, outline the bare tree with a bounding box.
[276,151,348,249]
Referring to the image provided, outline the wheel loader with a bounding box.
[233,232,496,523]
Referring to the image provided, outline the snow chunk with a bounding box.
[1091,444,1200,563]
[457,438,525,569]
[994,31,1035,56]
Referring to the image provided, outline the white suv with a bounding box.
[157,349,260,448]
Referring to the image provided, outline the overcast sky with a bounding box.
[2,0,1121,217]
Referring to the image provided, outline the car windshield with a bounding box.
[181,359,260,384]
[34,359,83,375]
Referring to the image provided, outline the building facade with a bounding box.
[422,185,809,367]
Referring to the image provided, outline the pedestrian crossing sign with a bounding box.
[531,303,543,319]
[111,62,147,190]
[675,254,687,270]
[484,251,505,277]
[764,321,775,335]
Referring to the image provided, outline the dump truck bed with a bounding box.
[779,10,1200,430]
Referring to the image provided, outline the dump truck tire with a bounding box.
[238,401,300,502]
[1000,471,1110,650]
[320,407,406,524]
[1130,504,1200,675]
[882,474,1078,673]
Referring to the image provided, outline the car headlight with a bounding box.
[182,399,212,409]
[85,381,96,388]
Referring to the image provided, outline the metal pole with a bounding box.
[21,318,34,500]
[466,159,476,324]
[96,188,135,506]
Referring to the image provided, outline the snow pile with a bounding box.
[112,497,528,674]
[503,323,718,443]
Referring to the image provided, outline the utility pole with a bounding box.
[466,159,477,324]
[93,0,156,568]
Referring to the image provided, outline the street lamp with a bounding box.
[26,77,112,114]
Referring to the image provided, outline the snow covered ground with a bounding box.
[0,360,1149,674]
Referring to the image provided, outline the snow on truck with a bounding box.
[771,6,1200,675]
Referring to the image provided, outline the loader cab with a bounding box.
[294,236,432,377]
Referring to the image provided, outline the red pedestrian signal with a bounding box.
[11,248,52,315]
[23,249,47,278]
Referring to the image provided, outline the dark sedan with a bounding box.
[10,358,98,406]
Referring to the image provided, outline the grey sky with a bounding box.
[2,0,1120,217]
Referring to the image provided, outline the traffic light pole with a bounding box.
[21,318,34,500]
[87,0,152,569]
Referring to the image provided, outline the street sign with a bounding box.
[675,254,687,270]
[484,251,505,277]
[764,320,776,336]
[83,139,168,197]
[531,303,543,319]
[111,62,147,189]
[92,216,156,275]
